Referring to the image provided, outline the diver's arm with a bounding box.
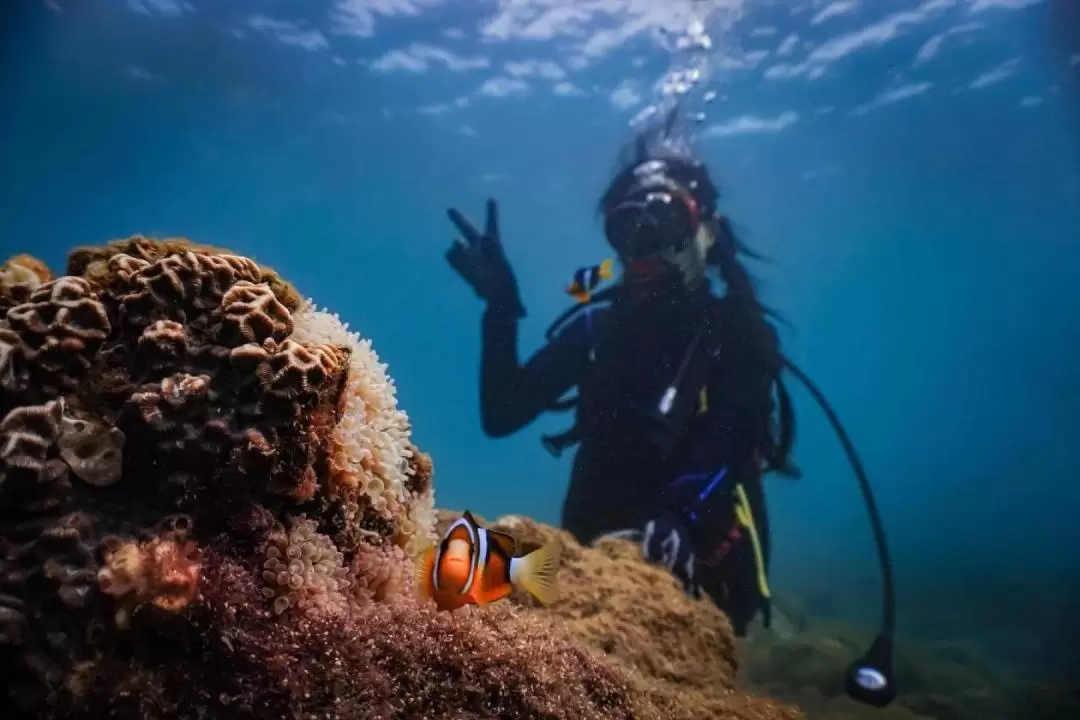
[479,303,587,437]
[445,197,579,435]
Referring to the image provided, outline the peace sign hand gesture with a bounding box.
[446,198,527,318]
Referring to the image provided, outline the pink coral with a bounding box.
[348,541,408,604]
[98,536,201,625]
[259,517,351,616]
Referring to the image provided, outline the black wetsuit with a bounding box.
[480,278,780,634]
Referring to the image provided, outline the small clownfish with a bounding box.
[414,510,560,612]
[565,259,614,303]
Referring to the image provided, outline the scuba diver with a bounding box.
[445,114,899,708]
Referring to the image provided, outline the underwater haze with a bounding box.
[3,0,1079,716]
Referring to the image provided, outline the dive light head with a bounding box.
[844,632,897,708]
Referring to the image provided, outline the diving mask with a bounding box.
[603,173,701,262]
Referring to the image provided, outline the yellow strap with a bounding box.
[733,483,771,600]
[697,386,708,415]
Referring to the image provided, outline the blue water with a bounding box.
[3,0,1079,694]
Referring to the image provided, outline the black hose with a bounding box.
[782,357,896,640]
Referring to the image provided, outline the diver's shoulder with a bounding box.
[545,297,613,344]
[708,293,780,342]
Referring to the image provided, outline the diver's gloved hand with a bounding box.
[446,198,527,318]
[641,512,701,598]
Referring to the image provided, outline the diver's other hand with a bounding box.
[641,513,701,598]
[446,198,527,318]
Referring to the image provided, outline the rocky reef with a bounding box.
[0,237,798,720]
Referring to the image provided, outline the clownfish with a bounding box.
[414,510,560,611]
[565,259,614,303]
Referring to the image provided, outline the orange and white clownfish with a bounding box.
[565,258,615,303]
[414,510,560,611]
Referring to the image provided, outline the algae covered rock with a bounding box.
[0,237,800,720]
[436,511,799,720]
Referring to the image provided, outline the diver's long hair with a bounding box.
[598,110,797,475]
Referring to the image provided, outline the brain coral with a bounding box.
[0,236,798,720]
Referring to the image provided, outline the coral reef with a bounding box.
[65,234,302,313]
[0,237,796,720]
[0,254,52,312]
[260,515,351,616]
[0,237,431,717]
